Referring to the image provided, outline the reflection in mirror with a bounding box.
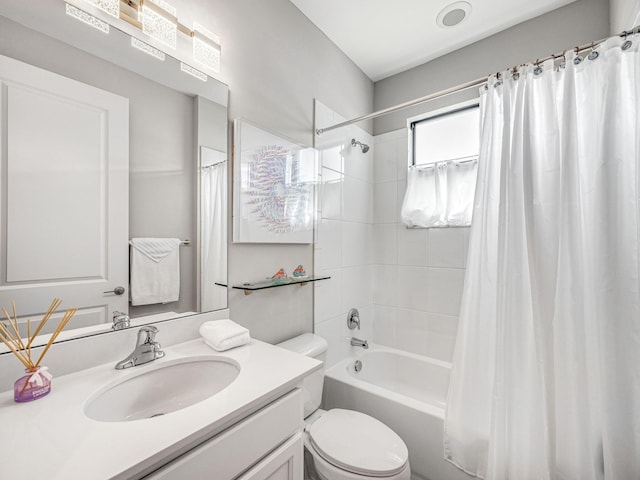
[0,1,229,349]
[199,147,228,312]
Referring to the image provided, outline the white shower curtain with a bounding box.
[444,35,640,480]
[201,161,227,311]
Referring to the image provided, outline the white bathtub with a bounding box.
[323,345,473,480]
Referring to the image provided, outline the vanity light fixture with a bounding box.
[131,37,166,61]
[65,0,222,79]
[65,3,110,33]
[140,0,178,50]
[192,23,221,73]
[86,0,120,18]
[180,62,208,82]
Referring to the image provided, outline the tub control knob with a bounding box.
[347,308,360,330]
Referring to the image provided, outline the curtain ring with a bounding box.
[533,60,543,75]
[552,53,564,71]
[588,42,599,61]
[494,71,502,87]
[573,47,583,64]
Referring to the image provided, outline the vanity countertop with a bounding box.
[0,338,321,479]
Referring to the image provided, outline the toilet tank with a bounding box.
[277,333,328,418]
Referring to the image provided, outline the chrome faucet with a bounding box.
[115,326,165,370]
[112,311,130,330]
[350,337,369,349]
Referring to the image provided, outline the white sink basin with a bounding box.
[84,357,240,422]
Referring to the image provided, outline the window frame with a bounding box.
[407,98,480,168]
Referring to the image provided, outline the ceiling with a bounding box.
[290,0,576,81]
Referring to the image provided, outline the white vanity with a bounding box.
[0,336,321,479]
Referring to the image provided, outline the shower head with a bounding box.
[351,138,370,153]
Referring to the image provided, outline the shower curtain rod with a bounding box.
[315,24,640,136]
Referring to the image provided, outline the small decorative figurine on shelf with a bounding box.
[292,264,308,279]
[271,268,288,284]
[0,298,77,403]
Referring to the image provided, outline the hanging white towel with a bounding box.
[130,238,181,306]
[199,319,251,351]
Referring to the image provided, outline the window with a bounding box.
[402,102,480,228]
[412,104,479,166]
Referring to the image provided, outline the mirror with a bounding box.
[0,0,229,348]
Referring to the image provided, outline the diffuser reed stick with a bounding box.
[0,298,77,373]
[34,307,77,368]
[26,298,62,349]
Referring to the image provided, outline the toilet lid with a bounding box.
[307,409,408,477]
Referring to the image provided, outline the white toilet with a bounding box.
[277,333,410,480]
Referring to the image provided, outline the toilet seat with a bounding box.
[305,445,410,480]
[306,409,409,477]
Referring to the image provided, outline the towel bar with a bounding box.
[129,239,190,246]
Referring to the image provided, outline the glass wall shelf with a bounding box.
[231,275,330,295]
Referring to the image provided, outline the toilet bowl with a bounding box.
[277,334,410,480]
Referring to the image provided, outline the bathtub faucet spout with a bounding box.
[350,337,369,349]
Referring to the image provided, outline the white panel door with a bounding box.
[0,54,129,334]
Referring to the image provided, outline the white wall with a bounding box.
[173,0,373,147]
[314,101,374,367]
[610,0,640,32]
[372,130,468,362]
[373,0,609,135]
[169,0,374,344]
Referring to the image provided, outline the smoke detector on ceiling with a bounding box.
[437,1,472,28]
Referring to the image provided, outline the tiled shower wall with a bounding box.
[372,129,469,363]
[314,101,374,368]
[314,103,469,366]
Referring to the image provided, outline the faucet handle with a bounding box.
[347,308,360,330]
[137,325,159,345]
[112,311,130,331]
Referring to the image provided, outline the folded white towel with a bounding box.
[199,320,251,352]
[130,238,181,306]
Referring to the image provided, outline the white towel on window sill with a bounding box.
[130,238,181,306]
[200,319,251,352]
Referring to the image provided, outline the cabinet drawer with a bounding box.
[145,389,302,480]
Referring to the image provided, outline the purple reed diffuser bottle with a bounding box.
[14,366,52,403]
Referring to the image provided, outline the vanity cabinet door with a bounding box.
[144,389,302,480]
[236,433,303,480]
